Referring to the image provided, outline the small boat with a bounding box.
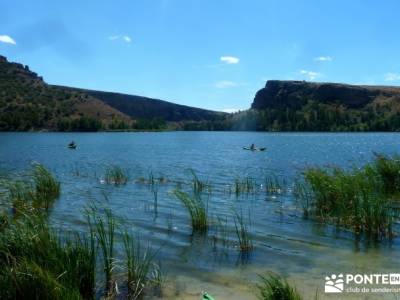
[243,147,266,151]
[68,142,77,149]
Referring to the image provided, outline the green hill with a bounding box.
[0,55,224,131]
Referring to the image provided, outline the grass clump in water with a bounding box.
[233,210,253,252]
[123,232,162,299]
[88,208,116,293]
[33,164,60,208]
[7,164,60,214]
[265,174,285,195]
[105,165,129,185]
[174,189,208,233]
[257,273,302,300]
[0,213,96,300]
[296,153,400,240]
[190,170,210,195]
[232,176,256,196]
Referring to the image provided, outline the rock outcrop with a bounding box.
[252,80,400,110]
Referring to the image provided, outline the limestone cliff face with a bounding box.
[252,80,400,110]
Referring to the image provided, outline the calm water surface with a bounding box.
[1,132,400,299]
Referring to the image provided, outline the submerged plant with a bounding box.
[233,209,253,252]
[190,170,210,195]
[265,174,285,195]
[33,164,60,208]
[105,165,129,185]
[257,273,302,300]
[89,208,116,292]
[174,189,208,233]
[123,232,162,299]
[7,164,60,214]
[296,154,400,240]
[233,176,256,196]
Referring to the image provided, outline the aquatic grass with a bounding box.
[7,164,60,214]
[0,213,97,300]
[257,273,302,300]
[370,153,400,195]
[265,174,285,195]
[105,165,129,185]
[212,215,229,249]
[89,208,116,292]
[33,164,60,209]
[190,170,210,195]
[232,176,256,197]
[123,232,162,299]
[233,210,253,252]
[8,181,35,215]
[296,155,400,240]
[174,189,208,233]
[293,179,313,218]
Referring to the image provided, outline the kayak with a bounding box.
[68,144,77,149]
[243,147,266,151]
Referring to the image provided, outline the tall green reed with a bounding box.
[296,154,400,240]
[257,273,302,300]
[174,189,208,233]
[233,209,253,252]
[105,165,129,185]
[123,232,162,299]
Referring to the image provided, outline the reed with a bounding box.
[265,174,284,195]
[233,210,253,252]
[89,208,116,292]
[190,170,209,195]
[369,153,400,195]
[257,273,302,300]
[7,164,60,214]
[123,232,161,299]
[33,164,60,208]
[0,213,96,300]
[105,165,129,185]
[174,189,208,233]
[233,176,256,196]
[296,155,400,239]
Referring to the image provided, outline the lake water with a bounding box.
[1,132,400,299]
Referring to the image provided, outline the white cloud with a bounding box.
[221,108,241,113]
[220,56,239,64]
[314,56,332,62]
[300,70,321,80]
[0,35,16,45]
[123,36,131,43]
[108,35,132,43]
[214,80,238,88]
[384,73,400,82]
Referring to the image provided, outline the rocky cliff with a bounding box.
[252,80,400,110]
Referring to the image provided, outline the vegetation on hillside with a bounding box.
[3,55,400,132]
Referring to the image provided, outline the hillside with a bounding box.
[56,87,223,122]
[0,55,132,131]
[0,55,224,131]
[241,80,400,131]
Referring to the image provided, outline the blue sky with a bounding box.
[1,0,400,112]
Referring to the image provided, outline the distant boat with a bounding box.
[68,142,77,149]
[243,146,266,151]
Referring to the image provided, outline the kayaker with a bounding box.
[250,143,255,150]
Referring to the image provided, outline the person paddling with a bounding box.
[250,143,255,150]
